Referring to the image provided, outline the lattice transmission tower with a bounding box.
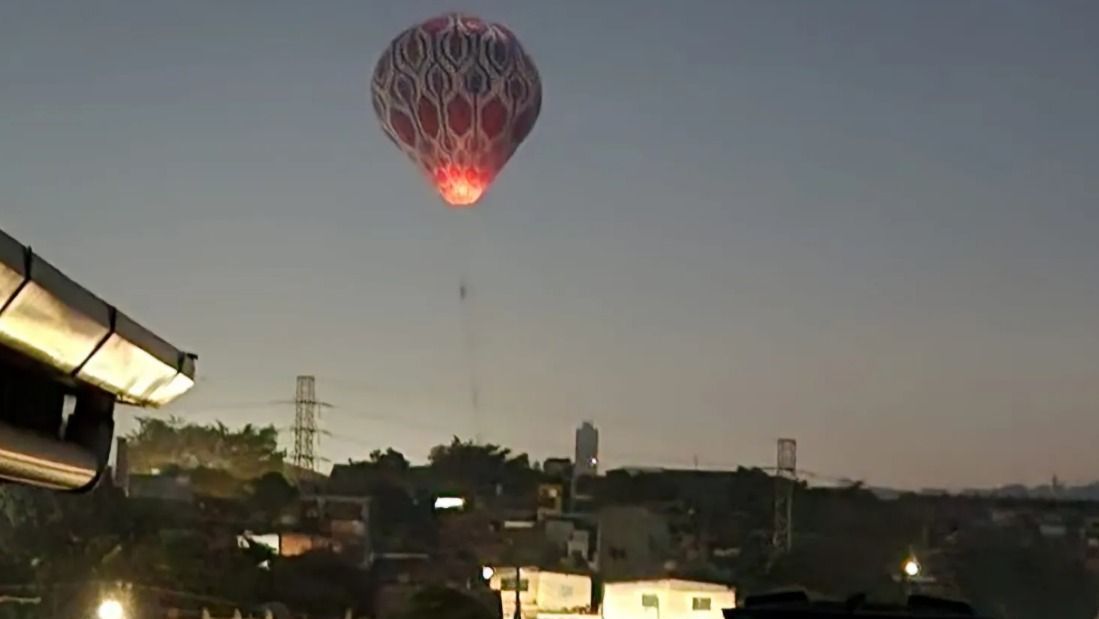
[772,437,797,554]
[291,375,320,472]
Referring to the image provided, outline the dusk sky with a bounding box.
[2,1,1098,489]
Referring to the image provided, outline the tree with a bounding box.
[368,481,432,551]
[369,448,411,472]
[400,586,495,619]
[1,449,289,609]
[126,418,284,480]
[264,551,364,616]
[428,437,533,491]
[0,479,268,612]
[955,529,1099,619]
[249,472,299,518]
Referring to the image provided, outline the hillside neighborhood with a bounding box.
[3,418,1095,618]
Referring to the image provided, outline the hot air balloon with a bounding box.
[371,13,542,207]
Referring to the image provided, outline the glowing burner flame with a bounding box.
[433,164,490,207]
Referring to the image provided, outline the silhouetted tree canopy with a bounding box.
[428,437,532,488]
[126,417,284,481]
[955,530,1099,619]
[369,447,411,472]
[400,586,495,619]
[249,472,299,517]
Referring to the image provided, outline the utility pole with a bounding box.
[500,522,526,619]
[513,565,521,619]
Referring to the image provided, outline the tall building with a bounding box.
[574,421,599,478]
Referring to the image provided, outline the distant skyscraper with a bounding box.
[574,421,599,478]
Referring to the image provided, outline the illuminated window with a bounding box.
[692,597,712,611]
[433,496,466,510]
[641,594,659,608]
[501,578,529,592]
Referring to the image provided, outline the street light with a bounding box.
[96,598,125,619]
[481,566,495,581]
[900,555,923,600]
[903,557,921,579]
[512,565,522,619]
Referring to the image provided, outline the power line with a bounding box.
[148,386,863,488]
[123,400,284,419]
[313,422,852,487]
[313,408,855,485]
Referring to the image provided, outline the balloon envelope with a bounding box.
[371,13,542,207]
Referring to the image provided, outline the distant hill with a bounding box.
[963,481,1099,501]
[864,481,1099,502]
[868,486,902,500]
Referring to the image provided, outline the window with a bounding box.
[501,578,529,592]
[560,585,573,597]
[692,597,712,611]
[641,594,659,609]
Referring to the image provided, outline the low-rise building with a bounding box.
[128,473,195,503]
[488,567,593,619]
[543,458,573,480]
[539,483,566,518]
[598,506,673,580]
[273,493,373,565]
[602,579,735,619]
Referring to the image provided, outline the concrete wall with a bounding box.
[597,506,672,580]
[491,568,592,619]
[602,580,735,619]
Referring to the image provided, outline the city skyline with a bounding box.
[3,1,1099,490]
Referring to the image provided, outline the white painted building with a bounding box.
[489,567,593,619]
[602,579,735,619]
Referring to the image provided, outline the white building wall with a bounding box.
[602,580,735,619]
[490,568,593,619]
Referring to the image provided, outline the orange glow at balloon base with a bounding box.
[433,165,491,207]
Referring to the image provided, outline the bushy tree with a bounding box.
[400,586,495,619]
[126,417,284,480]
[428,436,534,493]
[248,472,299,518]
[369,448,411,472]
[955,530,1099,619]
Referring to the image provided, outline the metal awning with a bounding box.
[0,227,195,408]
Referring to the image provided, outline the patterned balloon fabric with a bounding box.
[371,13,542,207]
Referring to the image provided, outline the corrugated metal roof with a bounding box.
[0,227,195,405]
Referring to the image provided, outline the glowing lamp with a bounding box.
[903,557,921,578]
[97,598,125,619]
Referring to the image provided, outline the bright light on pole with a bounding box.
[97,598,125,619]
[482,566,495,581]
[903,557,921,578]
